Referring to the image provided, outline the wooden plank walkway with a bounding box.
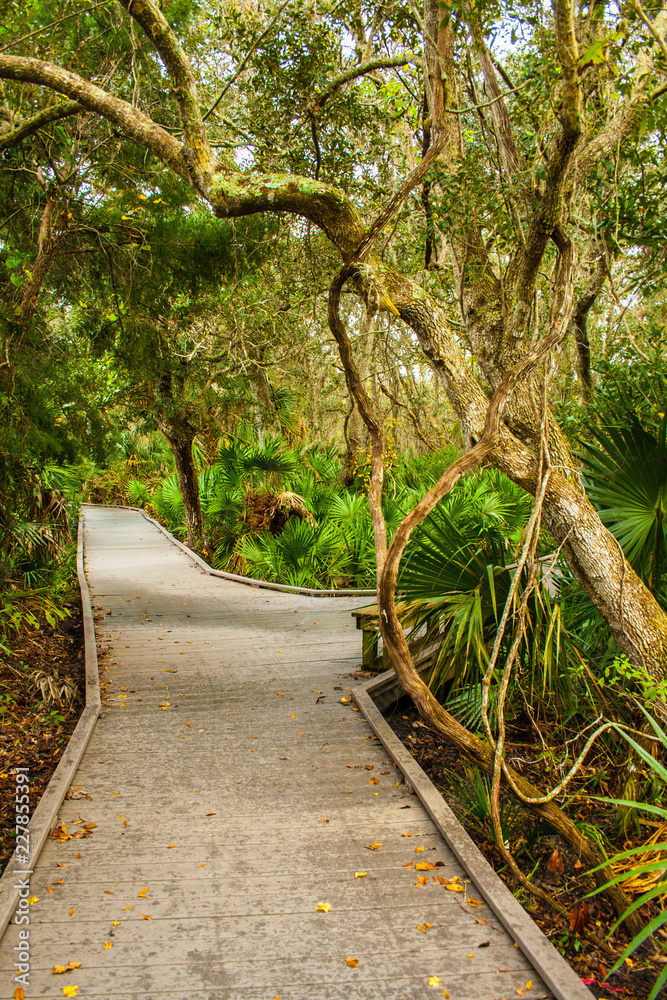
[1,506,555,999]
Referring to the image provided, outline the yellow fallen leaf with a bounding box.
[367,843,382,850]
[446,883,464,892]
[28,896,39,904]
[142,913,151,920]
[68,909,74,916]
[415,845,424,852]
[137,887,149,898]
[354,871,367,878]
[417,923,432,933]
[526,983,533,991]
[14,988,25,1000]
[340,696,351,703]
[416,862,437,870]
[47,886,53,893]
[167,844,176,848]
[112,921,120,926]
[428,977,440,986]
[442,992,450,999]
[516,989,525,998]
[415,876,429,886]
[402,833,414,837]
[346,957,359,967]
[121,906,134,911]
[104,941,112,949]
[197,863,207,867]
[402,861,414,868]
[103,890,114,895]
[468,898,484,906]
[316,902,331,912]
[63,988,79,998]
[291,713,296,719]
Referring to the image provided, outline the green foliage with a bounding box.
[585,708,667,1000]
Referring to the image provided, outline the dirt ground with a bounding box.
[385,699,667,1000]
[0,603,85,875]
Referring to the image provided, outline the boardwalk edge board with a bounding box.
[352,671,593,1000]
[0,512,102,937]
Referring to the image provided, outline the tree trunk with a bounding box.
[155,372,205,551]
[158,421,205,551]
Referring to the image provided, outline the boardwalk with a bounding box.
[2,506,554,999]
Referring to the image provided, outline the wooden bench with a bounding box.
[351,601,417,670]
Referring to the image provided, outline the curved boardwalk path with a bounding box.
[1,506,553,999]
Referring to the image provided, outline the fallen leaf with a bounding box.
[14,989,25,1000]
[416,862,436,870]
[62,988,79,998]
[368,777,379,784]
[466,953,474,958]
[291,713,295,719]
[346,957,359,967]
[354,872,367,878]
[112,921,120,926]
[103,890,114,895]
[477,940,490,948]
[526,982,533,991]
[574,859,583,870]
[402,832,414,837]
[197,863,207,868]
[546,848,564,875]
[516,989,525,997]
[137,887,149,898]
[569,901,590,934]
[340,696,351,703]
[28,896,39,904]
[121,906,134,911]
[316,901,331,912]
[364,765,374,770]
[428,977,440,987]
[367,843,382,850]
[68,909,74,916]
[104,941,112,949]
[417,923,432,933]
[445,883,464,893]
[52,962,81,975]
[47,886,53,893]
[205,812,216,816]
[468,898,484,906]
[402,861,414,868]
[415,845,424,852]
[442,991,450,999]
[142,914,151,920]
[167,844,177,849]
[414,876,429,886]
[475,917,487,925]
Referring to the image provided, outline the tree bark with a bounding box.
[155,374,205,551]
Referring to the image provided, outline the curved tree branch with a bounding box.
[0,99,81,151]
[0,54,187,179]
[117,0,214,184]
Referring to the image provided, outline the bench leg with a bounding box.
[361,630,378,668]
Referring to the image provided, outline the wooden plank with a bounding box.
[353,679,592,1000]
[0,506,560,1000]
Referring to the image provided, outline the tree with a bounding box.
[4,0,667,923]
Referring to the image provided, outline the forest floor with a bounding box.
[0,603,85,875]
[387,700,667,1000]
